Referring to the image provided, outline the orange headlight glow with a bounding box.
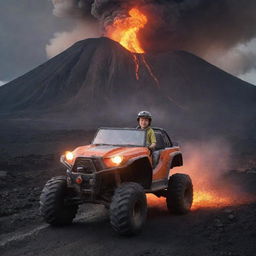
[65,151,74,161]
[104,155,124,167]
[111,156,123,165]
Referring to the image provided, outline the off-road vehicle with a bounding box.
[39,127,193,235]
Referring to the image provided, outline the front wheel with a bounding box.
[39,176,78,226]
[110,182,147,236]
[166,174,193,214]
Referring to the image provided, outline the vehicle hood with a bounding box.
[72,144,148,160]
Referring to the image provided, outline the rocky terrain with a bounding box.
[0,156,255,256]
[0,126,255,256]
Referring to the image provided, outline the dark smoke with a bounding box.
[48,0,256,76]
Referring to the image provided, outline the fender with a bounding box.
[169,152,183,169]
[107,155,153,189]
[152,148,182,183]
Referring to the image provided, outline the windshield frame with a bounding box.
[92,127,147,147]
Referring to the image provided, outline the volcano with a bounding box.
[0,37,255,137]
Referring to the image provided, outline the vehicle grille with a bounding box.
[72,157,96,174]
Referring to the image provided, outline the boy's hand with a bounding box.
[149,143,156,150]
[147,146,153,156]
[148,143,156,155]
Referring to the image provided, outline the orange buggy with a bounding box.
[39,127,193,235]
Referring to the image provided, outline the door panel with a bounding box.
[152,147,180,180]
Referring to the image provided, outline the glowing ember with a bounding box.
[146,191,242,211]
[192,191,233,210]
[107,8,147,53]
[146,194,165,208]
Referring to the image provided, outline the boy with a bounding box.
[136,111,156,150]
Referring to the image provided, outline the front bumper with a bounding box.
[61,155,122,202]
[60,154,152,204]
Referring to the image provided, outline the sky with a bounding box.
[0,0,256,86]
[0,0,71,83]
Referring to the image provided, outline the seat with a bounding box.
[155,133,165,150]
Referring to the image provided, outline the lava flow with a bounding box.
[107,7,159,85]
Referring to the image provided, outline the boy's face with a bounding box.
[139,118,150,129]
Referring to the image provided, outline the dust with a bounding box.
[148,139,256,211]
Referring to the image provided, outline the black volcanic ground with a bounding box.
[0,37,256,256]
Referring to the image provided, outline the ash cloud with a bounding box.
[47,0,256,77]
[47,0,100,58]
[46,19,100,58]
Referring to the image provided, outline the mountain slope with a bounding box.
[0,37,255,136]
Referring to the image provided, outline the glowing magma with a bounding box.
[107,8,147,53]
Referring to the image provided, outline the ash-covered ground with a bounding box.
[0,125,93,233]
[0,123,255,256]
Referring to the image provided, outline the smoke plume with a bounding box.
[47,0,256,77]
[46,19,100,57]
[46,0,100,58]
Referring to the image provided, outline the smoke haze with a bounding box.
[148,139,255,210]
[46,20,100,58]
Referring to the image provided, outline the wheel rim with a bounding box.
[132,200,144,227]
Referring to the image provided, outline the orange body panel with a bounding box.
[152,147,180,181]
[67,144,151,166]
[65,144,180,181]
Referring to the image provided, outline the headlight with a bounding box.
[65,151,74,161]
[111,155,123,165]
[104,155,124,167]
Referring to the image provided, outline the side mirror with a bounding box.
[172,141,179,147]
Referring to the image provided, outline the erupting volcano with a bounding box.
[106,8,147,54]
[0,37,255,133]
[106,7,158,83]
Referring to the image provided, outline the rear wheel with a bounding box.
[110,182,147,236]
[166,174,193,214]
[39,176,78,225]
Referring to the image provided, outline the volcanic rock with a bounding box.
[0,171,7,177]
[228,214,236,221]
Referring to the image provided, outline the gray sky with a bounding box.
[0,0,71,82]
[0,0,256,86]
